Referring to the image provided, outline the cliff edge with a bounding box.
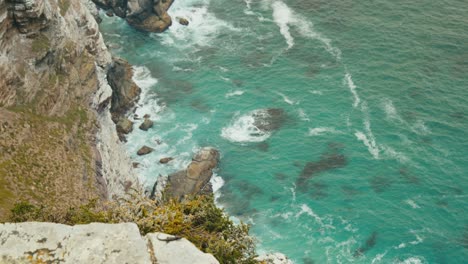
[0,222,219,264]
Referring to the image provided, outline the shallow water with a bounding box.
[100,0,468,262]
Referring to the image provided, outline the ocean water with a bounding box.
[99,0,468,263]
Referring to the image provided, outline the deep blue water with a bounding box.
[100,0,468,263]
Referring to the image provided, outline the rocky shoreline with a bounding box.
[0,0,292,262]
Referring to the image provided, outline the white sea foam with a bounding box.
[355,109,380,159]
[296,204,324,226]
[405,199,421,209]
[132,66,158,90]
[310,90,323,95]
[225,90,245,98]
[411,120,431,135]
[271,1,295,49]
[211,173,225,200]
[371,251,388,264]
[221,111,271,143]
[270,1,341,59]
[344,72,361,108]
[176,123,198,145]
[276,92,296,105]
[160,0,239,48]
[396,257,424,264]
[308,127,340,136]
[298,109,310,122]
[382,146,410,163]
[382,98,399,119]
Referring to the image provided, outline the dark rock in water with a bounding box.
[164,147,219,200]
[252,108,287,132]
[106,10,114,17]
[178,17,189,26]
[353,231,378,257]
[139,118,154,131]
[369,176,392,193]
[137,146,154,156]
[116,118,133,134]
[297,153,347,188]
[159,157,173,164]
[143,114,150,119]
[132,162,140,168]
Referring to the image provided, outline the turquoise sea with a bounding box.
[99,0,468,263]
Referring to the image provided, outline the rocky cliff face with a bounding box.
[0,0,139,217]
[93,0,173,32]
[0,222,219,263]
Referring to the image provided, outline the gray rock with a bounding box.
[137,145,154,156]
[159,157,173,164]
[178,17,189,26]
[165,147,219,200]
[0,222,220,264]
[116,118,133,134]
[0,222,151,264]
[139,118,154,131]
[147,233,219,264]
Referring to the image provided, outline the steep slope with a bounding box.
[0,0,139,219]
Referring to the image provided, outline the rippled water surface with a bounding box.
[100,0,468,262]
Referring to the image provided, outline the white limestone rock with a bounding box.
[146,232,219,264]
[0,222,151,264]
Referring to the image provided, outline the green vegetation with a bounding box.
[31,34,50,53]
[8,195,259,264]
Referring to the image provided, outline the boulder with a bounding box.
[116,118,133,134]
[137,146,154,156]
[160,157,173,164]
[139,118,154,131]
[164,147,219,200]
[178,17,189,26]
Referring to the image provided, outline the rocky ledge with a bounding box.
[0,222,219,264]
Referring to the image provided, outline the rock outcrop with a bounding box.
[108,57,141,116]
[92,0,174,32]
[137,145,154,156]
[252,108,287,132]
[0,222,219,264]
[163,147,219,200]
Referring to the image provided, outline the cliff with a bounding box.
[0,0,140,218]
[0,222,219,263]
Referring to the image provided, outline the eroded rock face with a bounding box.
[164,147,219,200]
[92,0,174,32]
[6,0,51,34]
[108,57,141,116]
[0,222,219,264]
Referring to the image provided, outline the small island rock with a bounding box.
[139,118,154,131]
[137,146,154,156]
[160,157,173,164]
